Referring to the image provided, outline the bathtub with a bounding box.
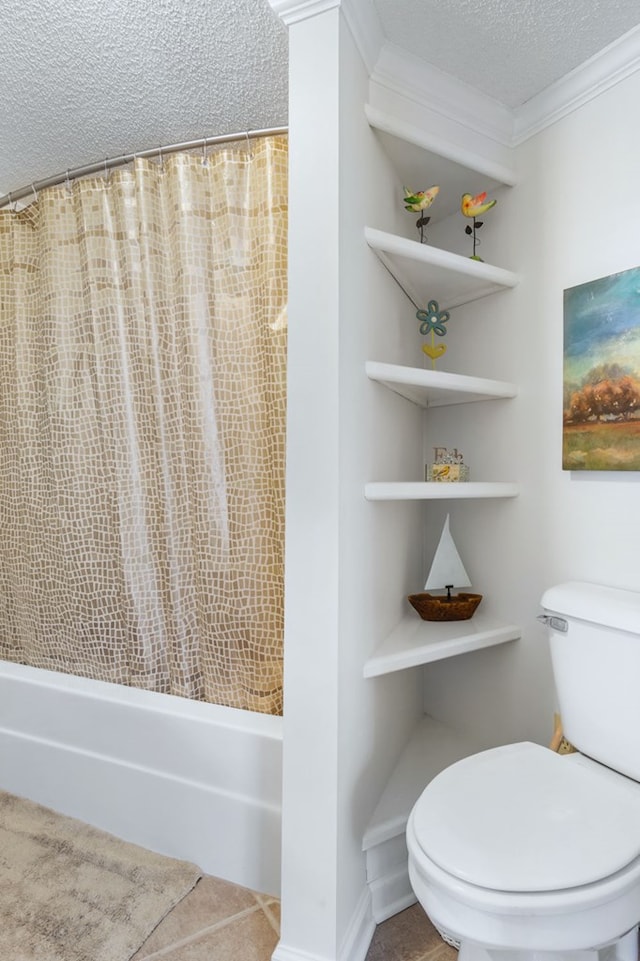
[0,660,282,895]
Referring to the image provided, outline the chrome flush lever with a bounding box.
[537,614,568,632]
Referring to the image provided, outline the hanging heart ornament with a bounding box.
[422,342,447,360]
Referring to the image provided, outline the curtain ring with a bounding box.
[30,183,38,204]
[103,158,110,182]
[201,138,208,167]
[244,131,252,158]
[158,145,164,169]
[65,170,72,194]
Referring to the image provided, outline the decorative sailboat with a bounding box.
[408,514,482,621]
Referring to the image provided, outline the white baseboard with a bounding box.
[271,945,329,961]
[338,888,375,961]
[272,887,375,961]
[370,864,416,923]
[364,830,417,922]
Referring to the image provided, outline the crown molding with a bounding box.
[513,22,640,144]
[272,1,640,145]
[268,0,384,70]
[267,0,341,26]
[372,42,515,148]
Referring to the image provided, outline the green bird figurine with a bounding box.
[403,185,440,212]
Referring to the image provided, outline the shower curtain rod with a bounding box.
[0,125,288,210]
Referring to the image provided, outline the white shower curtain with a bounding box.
[0,135,288,714]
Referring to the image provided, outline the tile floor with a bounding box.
[365,905,458,961]
[132,875,280,960]
[132,875,456,961]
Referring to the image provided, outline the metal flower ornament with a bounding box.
[461,191,496,261]
[404,185,439,243]
[417,300,450,368]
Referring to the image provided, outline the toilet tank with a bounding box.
[541,581,640,782]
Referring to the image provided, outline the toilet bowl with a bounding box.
[407,742,640,960]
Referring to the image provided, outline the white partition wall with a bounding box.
[272,3,426,959]
[274,7,342,959]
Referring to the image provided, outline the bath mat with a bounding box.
[0,789,202,961]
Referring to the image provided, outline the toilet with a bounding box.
[406,581,640,961]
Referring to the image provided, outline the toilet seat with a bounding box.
[407,824,640,952]
[410,741,640,893]
[407,742,640,953]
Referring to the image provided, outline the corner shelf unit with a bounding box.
[364,613,520,678]
[365,363,520,499]
[362,102,522,923]
[365,227,519,310]
[365,104,518,224]
[365,105,519,310]
[366,361,517,408]
[365,481,518,500]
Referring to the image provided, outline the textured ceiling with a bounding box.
[0,0,288,197]
[373,0,640,108]
[2,0,640,199]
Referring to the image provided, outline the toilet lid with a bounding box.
[411,742,640,892]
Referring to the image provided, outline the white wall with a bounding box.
[422,66,640,749]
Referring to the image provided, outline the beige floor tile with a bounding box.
[365,904,449,961]
[256,896,280,934]
[130,872,449,961]
[132,876,260,958]
[422,941,459,961]
[140,908,279,961]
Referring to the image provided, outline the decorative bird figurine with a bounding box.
[461,191,497,260]
[461,191,497,218]
[403,186,439,243]
[403,185,440,212]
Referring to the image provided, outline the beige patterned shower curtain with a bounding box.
[0,136,287,714]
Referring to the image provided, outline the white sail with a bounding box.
[424,514,471,591]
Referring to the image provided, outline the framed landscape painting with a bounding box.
[563,266,640,470]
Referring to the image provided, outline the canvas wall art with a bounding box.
[563,266,640,470]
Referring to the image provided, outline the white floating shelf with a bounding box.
[366,105,517,223]
[365,227,519,310]
[365,482,519,500]
[364,612,520,678]
[366,361,517,408]
[363,714,481,851]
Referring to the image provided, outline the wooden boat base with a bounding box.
[408,592,483,621]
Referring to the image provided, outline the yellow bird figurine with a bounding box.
[461,191,497,260]
[403,185,440,212]
[461,191,496,218]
